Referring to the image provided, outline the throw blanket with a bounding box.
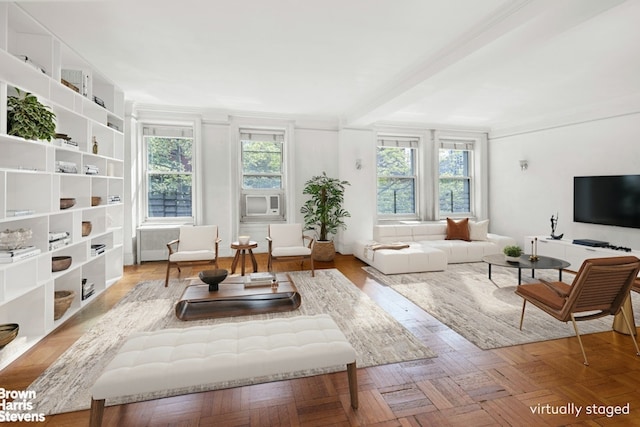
[364,242,410,261]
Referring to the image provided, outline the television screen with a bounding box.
[574,175,640,229]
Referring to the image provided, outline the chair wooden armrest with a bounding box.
[303,235,314,248]
[166,239,180,255]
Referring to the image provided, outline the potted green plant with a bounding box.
[7,89,56,141]
[503,245,523,262]
[300,172,350,261]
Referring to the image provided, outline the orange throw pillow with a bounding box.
[445,218,470,241]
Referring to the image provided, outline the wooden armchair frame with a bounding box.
[165,225,221,287]
[266,224,315,277]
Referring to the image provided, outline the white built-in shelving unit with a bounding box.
[0,3,124,370]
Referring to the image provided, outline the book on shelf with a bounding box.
[48,231,70,242]
[91,244,106,256]
[6,209,36,217]
[0,247,41,263]
[55,161,78,174]
[85,165,100,175]
[82,280,95,300]
[108,195,121,204]
[49,237,71,251]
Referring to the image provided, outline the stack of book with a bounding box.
[55,160,78,174]
[84,165,99,175]
[0,246,41,263]
[91,244,106,256]
[244,272,277,288]
[82,279,95,300]
[49,231,71,251]
[108,195,121,204]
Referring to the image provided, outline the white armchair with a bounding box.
[165,225,221,286]
[266,224,314,276]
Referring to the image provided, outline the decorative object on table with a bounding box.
[300,172,351,261]
[244,271,277,288]
[238,235,250,245]
[550,213,563,240]
[7,89,56,141]
[52,255,72,272]
[92,136,98,154]
[198,269,228,291]
[81,221,92,237]
[503,245,523,262]
[0,323,19,348]
[60,198,76,209]
[0,228,33,250]
[91,196,101,206]
[529,237,539,261]
[54,290,75,320]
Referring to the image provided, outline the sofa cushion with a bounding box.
[469,219,489,241]
[445,218,470,241]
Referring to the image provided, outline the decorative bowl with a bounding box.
[54,290,75,320]
[199,269,228,291]
[238,235,250,245]
[60,198,76,209]
[0,323,19,348]
[52,255,72,272]
[505,255,522,263]
[91,196,101,206]
[0,228,32,250]
[82,221,92,237]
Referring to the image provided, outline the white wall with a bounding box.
[488,112,640,251]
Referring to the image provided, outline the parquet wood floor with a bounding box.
[2,254,640,426]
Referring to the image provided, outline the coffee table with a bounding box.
[175,273,301,320]
[482,254,570,285]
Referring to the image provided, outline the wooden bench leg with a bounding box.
[89,398,105,427]
[347,362,358,409]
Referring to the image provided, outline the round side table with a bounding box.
[230,241,258,276]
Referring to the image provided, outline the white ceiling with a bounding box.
[18,0,640,132]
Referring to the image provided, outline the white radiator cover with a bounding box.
[136,226,180,263]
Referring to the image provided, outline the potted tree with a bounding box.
[300,172,350,261]
[7,89,56,141]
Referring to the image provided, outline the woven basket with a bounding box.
[54,290,75,320]
[312,240,336,262]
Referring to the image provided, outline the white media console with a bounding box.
[524,236,640,279]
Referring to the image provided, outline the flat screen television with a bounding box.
[574,175,640,229]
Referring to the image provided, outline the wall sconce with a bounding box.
[519,160,528,171]
[355,159,362,170]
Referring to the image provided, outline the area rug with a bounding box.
[27,269,434,415]
[363,263,640,350]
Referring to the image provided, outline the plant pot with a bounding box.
[313,240,336,262]
[505,255,522,262]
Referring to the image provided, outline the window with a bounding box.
[377,136,418,216]
[143,125,194,220]
[240,129,285,221]
[439,139,473,215]
[240,130,284,190]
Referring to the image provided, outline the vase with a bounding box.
[313,240,335,262]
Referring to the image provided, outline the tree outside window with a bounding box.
[377,138,418,215]
[144,126,193,219]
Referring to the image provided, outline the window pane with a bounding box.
[241,138,283,190]
[148,174,192,217]
[147,137,192,173]
[439,149,468,177]
[377,177,415,214]
[377,147,415,176]
[439,178,470,213]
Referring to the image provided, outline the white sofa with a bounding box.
[354,221,516,274]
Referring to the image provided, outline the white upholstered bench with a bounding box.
[89,314,358,426]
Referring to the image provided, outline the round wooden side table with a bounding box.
[230,241,258,276]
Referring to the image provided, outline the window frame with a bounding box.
[239,128,286,223]
[437,138,475,218]
[376,135,420,220]
[140,122,199,225]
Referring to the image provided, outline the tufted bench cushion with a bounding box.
[89,314,358,426]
